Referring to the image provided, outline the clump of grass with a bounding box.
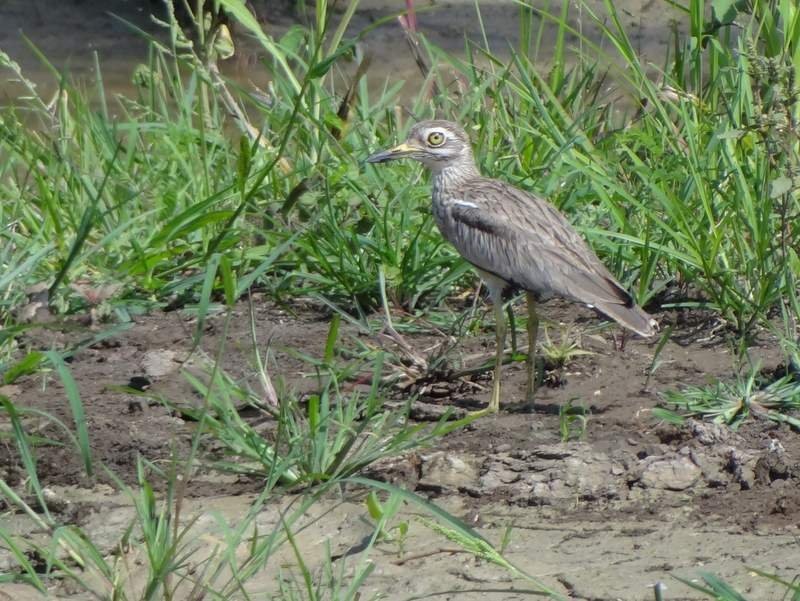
[0,308,544,599]
[539,324,593,368]
[558,400,589,442]
[656,365,800,428]
[179,349,481,485]
[674,569,800,601]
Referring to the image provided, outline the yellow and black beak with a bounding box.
[366,142,419,164]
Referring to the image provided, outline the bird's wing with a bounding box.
[445,180,633,308]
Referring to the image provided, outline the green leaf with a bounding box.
[712,0,743,24]
[365,491,383,520]
[220,254,237,307]
[770,176,793,198]
[651,407,685,424]
[323,313,341,365]
[307,41,356,79]
[46,351,93,478]
[0,396,53,524]
[237,135,251,192]
[194,253,222,345]
[3,351,45,384]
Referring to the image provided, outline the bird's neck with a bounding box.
[430,158,480,195]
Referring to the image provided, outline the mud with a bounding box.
[1,295,799,600]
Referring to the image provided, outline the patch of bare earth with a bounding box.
[1,297,798,600]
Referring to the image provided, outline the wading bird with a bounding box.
[367,120,656,414]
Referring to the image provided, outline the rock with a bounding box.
[362,453,422,489]
[639,454,701,491]
[687,419,732,445]
[726,449,758,490]
[42,486,72,514]
[480,444,625,504]
[0,384,22,398]
[639,443,670,458]
[0,548,15,574]
[418,452,478,493]
[531,449,623,502]
[409,401,467,421]
[81,505,137,555]
[689,449,729,488]
[141,349,179,378]
[754,450,792,485]
[479,467,521,491]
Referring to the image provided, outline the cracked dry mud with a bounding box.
[1,295,798,600]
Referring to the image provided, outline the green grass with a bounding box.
[1,0,800,598]
[656,365,800,428]
[1,0,798,340]
[674,570,800,601]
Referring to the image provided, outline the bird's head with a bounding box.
[366,120,475,172]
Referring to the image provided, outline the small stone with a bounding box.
[427,383,452,398]
[419,452,478,493]
[687,419,731,445]
[640,444,670,458]
[640,455,701,491]
[42,487,71,513]
[0,384,21,398]
[141,349,179,378]
[727,449,758,490]
[410,401,466,421]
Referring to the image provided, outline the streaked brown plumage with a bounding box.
[367,119,656,413]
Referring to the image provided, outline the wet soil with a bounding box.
[1,295,799,600]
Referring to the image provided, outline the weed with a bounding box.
[657,366,800,429]
[673,569,800,601]
[558,400,589,442]
[539,324,593,368]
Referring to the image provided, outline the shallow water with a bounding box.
[1,0,684,105]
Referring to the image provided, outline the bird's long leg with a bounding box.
[526,292,540,403]
[469,283,505,417]
[505,302,517,357]
[488,296,507,413]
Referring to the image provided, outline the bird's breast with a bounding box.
[431,196,466,243]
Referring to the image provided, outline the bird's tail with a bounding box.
[595,300,658,338]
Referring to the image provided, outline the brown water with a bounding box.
[1,0,683,105]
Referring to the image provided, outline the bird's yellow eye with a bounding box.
[427,131,445,146]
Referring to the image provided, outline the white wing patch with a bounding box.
[450,199,478,209]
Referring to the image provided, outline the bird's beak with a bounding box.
[366,142,418,163]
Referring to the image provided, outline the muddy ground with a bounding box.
[1,294,799,600]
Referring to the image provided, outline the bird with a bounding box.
[366,120,657,414]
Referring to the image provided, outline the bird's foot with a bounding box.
[468,405,498,418]
[469,393,500,417]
